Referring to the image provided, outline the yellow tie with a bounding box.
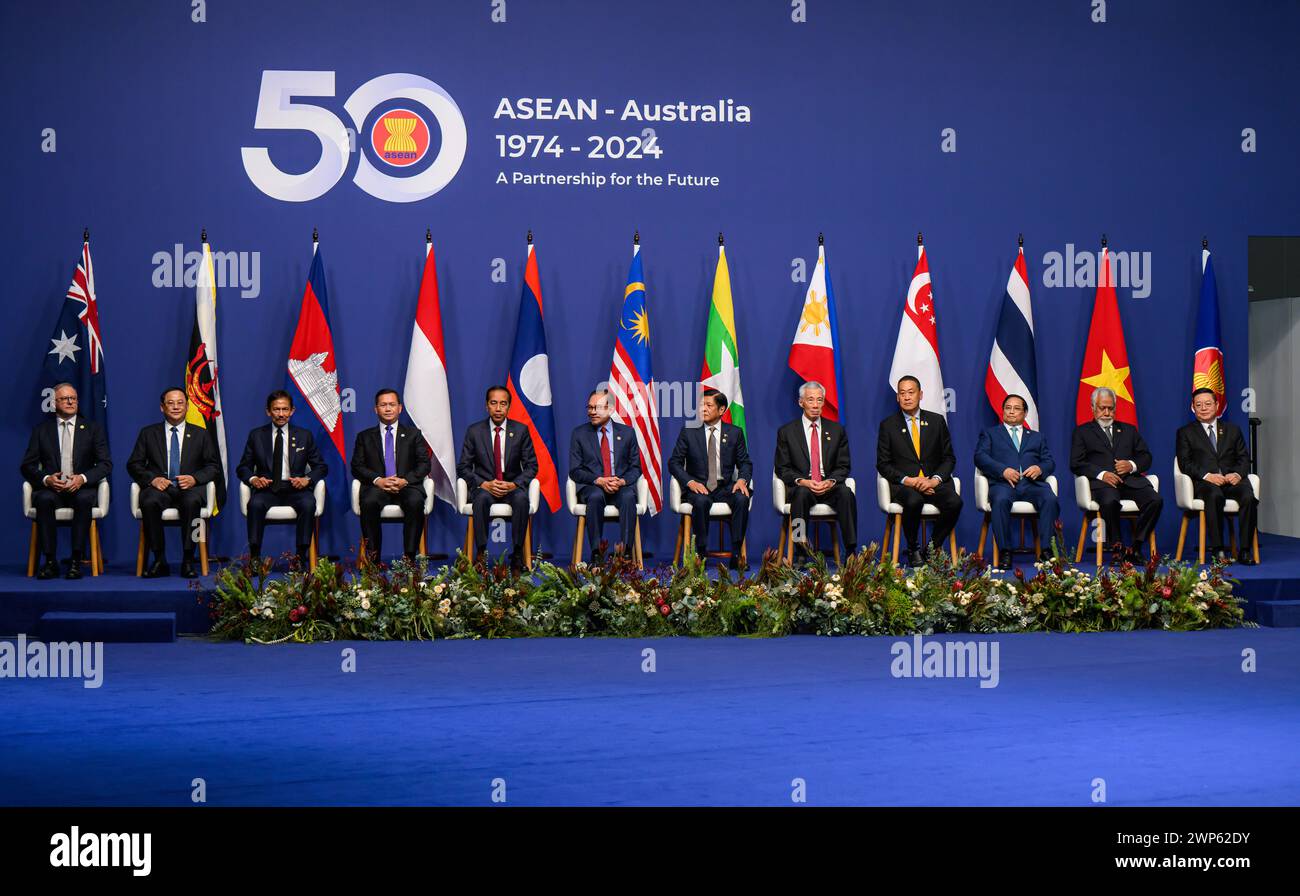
[909,415,923,477]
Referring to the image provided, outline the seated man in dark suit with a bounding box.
[1175,387,1257,565]
[1069,386,1162,562]
[236,389,327,567]
[569,389,642,559]
[974,393,1058,569]
[876,375,962,566]
[125,387,223,578]
[351,388,430,563]
[775,381,857,562]
[668,388,753,568]
[20,382,112,579]
[456,385,538,570]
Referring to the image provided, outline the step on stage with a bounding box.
[2,534,1300,641]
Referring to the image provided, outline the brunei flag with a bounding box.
[1192,245,1226,418]
[184,239,228,512]
[701,240,746,436]
[1076,246,1138,426]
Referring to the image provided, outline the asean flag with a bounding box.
[1192,246,1226,418]
[286,246,349,552]
[506,240,561,512]
[403,239,457,506]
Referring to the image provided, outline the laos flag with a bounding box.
[506,239,561,512]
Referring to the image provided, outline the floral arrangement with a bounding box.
[206,541,1248,644]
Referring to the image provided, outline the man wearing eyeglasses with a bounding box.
[20,383,112,579]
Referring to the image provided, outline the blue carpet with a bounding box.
[2,630,1298,806]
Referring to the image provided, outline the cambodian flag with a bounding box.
[506,239,561,512]
[286,245,349,552]
[985,243,1041,429]
[1192,246,1226,418]
[608,241,662,513]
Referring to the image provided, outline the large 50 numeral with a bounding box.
[241,71,467,204]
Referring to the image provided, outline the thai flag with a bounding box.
[608,242,662,514]
[1192,246,1226,418]
[44,238,108,425]
[286,246,349,552]
[985,245,1041,429]
[506,240,561,512]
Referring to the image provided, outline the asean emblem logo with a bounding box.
[371,109,430,167]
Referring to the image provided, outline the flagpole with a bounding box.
[426,226,432,259]
[312,226,318,256]
[82,227,89,244]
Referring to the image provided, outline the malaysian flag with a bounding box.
[43,235,107,424]
[985,241,1041,429]
[607,238,662,513]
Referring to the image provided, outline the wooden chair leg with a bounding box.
[891,513,901,562]
[524,519,533,569]
[633,519,643,568]
[1197,510,1206,564]
[136,524,147,576]
[682,516,692,564]
[977,517,988,558]
[1019,517,1027,549]
[27,522,38,577]
[832,522,841,566]
[1230,521,1238,556]
[992,539,1000,568]
[740,538,747,566]
[672,518,683,565]
[785,516,795,565]
[1149,531,1157,560]
[464,518,475,561]
[1033,515,1041,556]
[1175,515,1188,561]
[199,531,209,577]
[1095,515,1103,567]
[949,530,958,563]
[572,516,585,566]
[90,520,101,576]
[776,515,786,564]
[1254,530,1261,564]
[309,525,318,571]
[1075,517,1087,563]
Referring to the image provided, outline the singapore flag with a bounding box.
[887,238,947,415]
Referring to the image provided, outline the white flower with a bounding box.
[505,588,517,597]
[684,587,692,596]
[262,607,273,618]
[438,599,451,615]
[434,583,447,594]
[831,575,841,583]
[1199,570,1208,581]
[401,587,409,594]
[1197,601,1208,611]
[361,597,371,610]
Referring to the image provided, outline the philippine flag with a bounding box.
[888,238,946,415]
[985,243,1041,430]
[286,245,349,552]
[506,239,561,512]
[403,238,457,506]
[787,238,845,422]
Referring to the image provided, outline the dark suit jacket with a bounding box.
[457,418,538,489]
[775,416,851,488]
[974,424,1055,481]
[235,423,327,484]
[20,417,112,487]
[1176,420,1250,481]
[569,421,641,485]
[669,422,753,489]
[876,410,955,482]
[1069,420,1152,480]
[351,423,430,485]
[126,422,223,501]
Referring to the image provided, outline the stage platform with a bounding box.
[2,629,1298,806]
[2,533,1299,637]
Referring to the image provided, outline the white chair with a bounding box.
[456,478,542,567]
[1173,458,1260,564]
[350,478,436,557]
[876,473,961,563]
[1073,474,1160,566]
[974,471,1059,566]
[23,479,110,576]
[239,480,326,569]
[130,480,216,576]
[567,476,648,567]
[774,473,857,565]
[668,476,753,566]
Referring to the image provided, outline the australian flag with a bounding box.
[43,239,107,425]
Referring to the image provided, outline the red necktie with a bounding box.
[810,423,822,483]
[493,426,503,480]
[600,428,612,478]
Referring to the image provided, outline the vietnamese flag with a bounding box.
[1076,247,1138,426]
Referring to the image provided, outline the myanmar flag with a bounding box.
[1076,247,1138,426]
[701,242,746,435]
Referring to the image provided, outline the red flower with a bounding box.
[659,604,671,616]
[289,608,302,622]
[952,581,964,592]
[1013,568,1025,581]
[1160,586,1172,600]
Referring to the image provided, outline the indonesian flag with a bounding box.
[887,241,946,415]
[788,242,845,421]
[403,240,456,505]
[1076,247,1138,426]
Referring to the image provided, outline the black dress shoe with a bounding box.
[992,549,1013,572]
[1038,551,1054,563]
[179,561,198,579]
[1236,551,1257,566]
[36,559,59,580]
[906,549,923,568]
[64,560,84,580]
[143,560,171,578]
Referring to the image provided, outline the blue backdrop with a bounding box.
[4,0,1295,566]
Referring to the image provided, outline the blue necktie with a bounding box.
[1011,427,1021,452]
[383,425,397,478]
[168,426,180,479]
[1207,424,1218,452]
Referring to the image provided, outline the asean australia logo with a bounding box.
[372,109,431,168]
